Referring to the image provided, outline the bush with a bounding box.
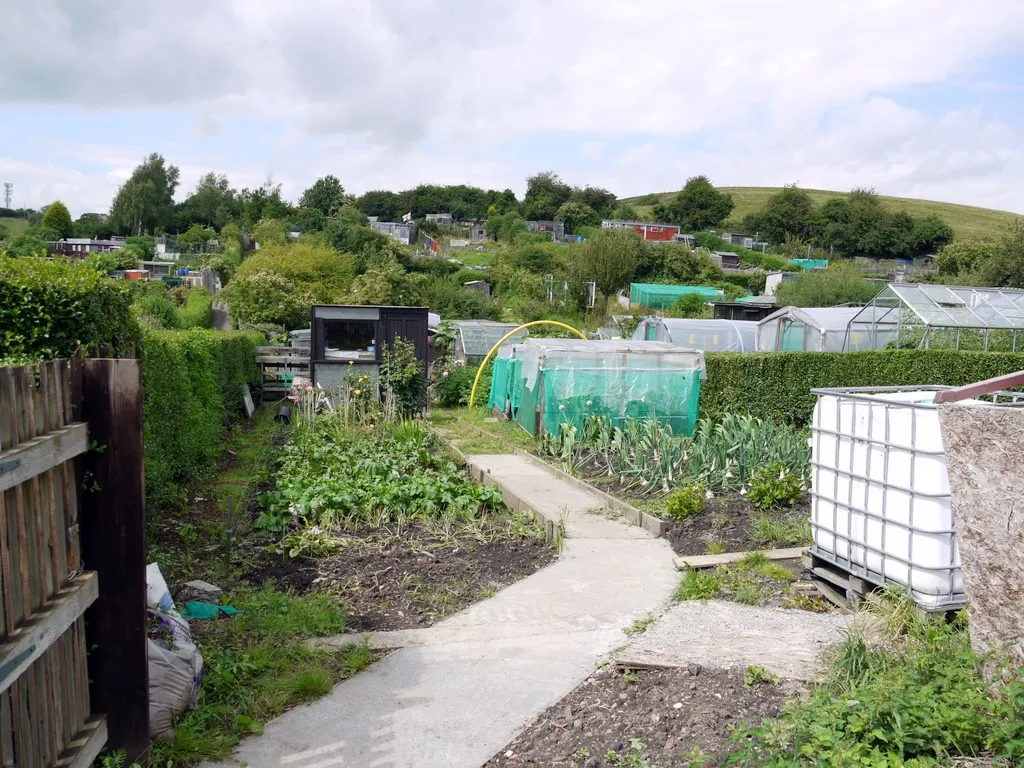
[774,260,878,307]
[702,349,1024,426]
[434,364,483,408]
[141,328,262,510]
[134,293,180,329]
[665,484,705,521]
[0,255,140,358]
[380,338,427,417]
[747,462,803,511]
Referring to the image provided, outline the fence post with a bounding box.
[79,358,149,762]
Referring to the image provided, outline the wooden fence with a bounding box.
[0,356,147,766]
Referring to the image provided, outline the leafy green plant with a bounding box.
[665,484,706,521]
[747,462,804,512]
[380,338,427,417]
[744,665,780,688]
[434,363,483,408]
[752,513,812,548]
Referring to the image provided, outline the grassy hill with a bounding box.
[0,218,31,237]
[622,187,1022,242]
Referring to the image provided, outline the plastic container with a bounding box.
[810,387,964,608]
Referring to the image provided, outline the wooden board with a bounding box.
[674,547,806,570]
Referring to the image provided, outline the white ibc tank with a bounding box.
[811,389,964,608]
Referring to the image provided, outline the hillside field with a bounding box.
[0,218,30,237]
[622,187,1022,242]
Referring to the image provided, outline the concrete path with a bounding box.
[204,454,678,768]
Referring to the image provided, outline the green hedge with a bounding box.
[141,328,262,509]
[0,255,139,358]
[701,350,1024,425]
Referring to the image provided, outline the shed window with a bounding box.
[322,320,376,360]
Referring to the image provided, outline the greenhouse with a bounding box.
[846,284,1024,351]
[629,283,725,310]
[631,316,757,352]
[451,320,529,364]
[488,338,706,437]
[756,306,870,352]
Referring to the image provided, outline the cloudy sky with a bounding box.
[2,0,1024,217]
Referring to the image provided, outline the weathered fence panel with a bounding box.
[0,354,148,766]
[0,359,101,767]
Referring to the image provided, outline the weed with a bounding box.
[623,670,639,684]
[150,587,366,767]
[738,552,797,582]
[623,615,656,636]
[705,539,727,555]
[726,592,1024,766]
[675,569,724,601]
[747,461,804,512]
[682,744,714,767]
[743,665,780,688]
[783,592,831,613]
[179,523,199,545]
[665,484,705,521]
[606,738,652,767]
[752,513,812,548]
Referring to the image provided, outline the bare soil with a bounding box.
[661,496,810,556]
[246,523,556,631]
[485,664,786,767]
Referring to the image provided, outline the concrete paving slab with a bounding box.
[614,599,851,682]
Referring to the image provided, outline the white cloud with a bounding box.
[1,0,1023,214]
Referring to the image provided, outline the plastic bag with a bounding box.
[146,563,204,740]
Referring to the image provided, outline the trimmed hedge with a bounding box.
[0,255,139,358]
[141,328,262,509]
[177,288,214,329]
[701,350,1024,425]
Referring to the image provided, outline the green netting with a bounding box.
[537,367,701,436]
[487,357,510,410]
[629,283,725,310]
[506,340,705,437]
[788,258,829,270]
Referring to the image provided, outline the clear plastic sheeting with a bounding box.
[756,307,867,352]
[488,338,706,437]
[452,320,529,364]
[847,284,1024,351]
[631,317,757,352]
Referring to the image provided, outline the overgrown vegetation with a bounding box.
[701,349,1024,425]
[726,592,1024,766]
[675,553,797,606]
[141,328,262,510]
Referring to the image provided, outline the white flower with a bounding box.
[585,400,593,407]
[442,371,449,377]
[558,404,565,411]
[704,490,714,500]
[289,503,300,516]
[778,471,787,481]
[739,487,747,496]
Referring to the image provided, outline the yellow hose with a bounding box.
[467,320,587,410]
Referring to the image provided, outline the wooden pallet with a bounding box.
[802,550,962,616]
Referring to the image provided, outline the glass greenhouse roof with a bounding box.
[867,284,1024,330]
[453,320,529,357]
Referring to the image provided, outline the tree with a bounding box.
[572,228,647,296]
[554,201,600,234]
[240,178,292,229]
[42,201,73,237]
[935,240,999,276]
[660,176,734,231]
[611,203,640,221]
[975,221,1024,289]
[570,186,616,218]
[774,261,880,307]
[299,175,346,216]
[73,213,113,239]
[222,270,312,329]
[181,172,239,229]
[108,153,180,235]
[523,172,572,221]
[253,218,290,248]
[912,215,955,255]
[356,190,404,221]
[741,185,813,243]
[667,293,710,319]
[177,223,216,252]
[346,256,425,306]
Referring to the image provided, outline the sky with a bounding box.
[1,0,1024,218]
